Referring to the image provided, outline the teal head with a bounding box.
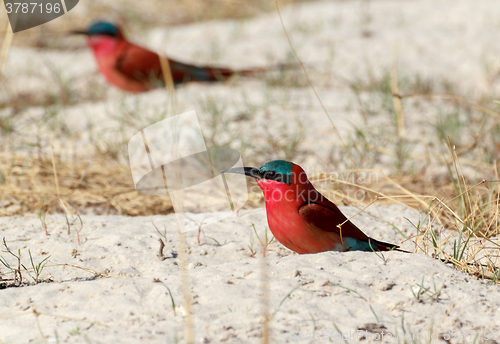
[222,160,305,186]
[71,21,123,38]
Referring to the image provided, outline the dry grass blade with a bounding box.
[0,8,14,75]
[159,55,175,95]
[50,142,71,215]
[260,255,270,344]
[390,42,406,137]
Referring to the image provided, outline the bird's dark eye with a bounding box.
[266,171,276,178]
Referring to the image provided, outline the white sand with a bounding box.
[1,207,499,343]
[2,0,500,342]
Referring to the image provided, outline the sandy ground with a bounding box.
[1,207,499,344]
[2,0,500,343]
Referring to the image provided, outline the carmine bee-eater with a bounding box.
[223,160,402,254]
[71,21,260,93]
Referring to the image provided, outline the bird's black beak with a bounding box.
[69,29,90,36]
[221,167,262,179]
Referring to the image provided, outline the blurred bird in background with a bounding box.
[71,21,265,92]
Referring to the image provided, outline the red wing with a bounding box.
[298,202,371,242]
[115,42,163,83]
